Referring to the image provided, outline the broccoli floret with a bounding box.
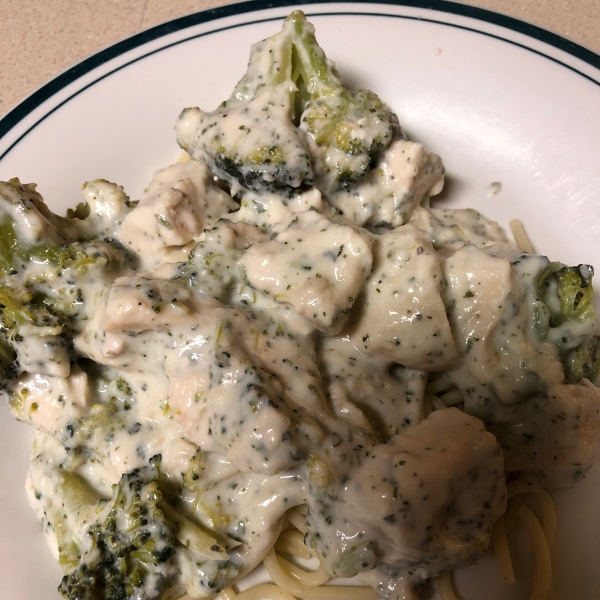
[0,284,70,382]
[541,263,596,342]
[69,394,127,443]
[543,264,595,327]
[52,471,104,573]
[176,15,313,196]
[0,334,16,384]
[289,11,401,192]
[176,11,401,199]
[0,286,38,329]
[0,241,122,385]
[59,466,178,600]
[75,179,138,240]
[0,180,137,387]
[540,264,597,382]
[57,460,238,600]
[0,180,65,277]
[182,448,205,493]
[0,177,135,253]
[565,334,600,384]
[0,178,136,279]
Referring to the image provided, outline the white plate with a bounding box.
[1,2,599,599]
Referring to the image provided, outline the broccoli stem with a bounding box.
[287,11,400,192]
[288,11,342,96]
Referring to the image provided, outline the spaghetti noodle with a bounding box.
[176,485,558,600]
[509,219,535,253]
[436,488,556,600]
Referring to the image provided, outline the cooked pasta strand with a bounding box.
[428,392,448,411]
[504,496,524,534]
[534,489,557,550]
[426,379,453,395]
[439,389,464,406]
[276,553,331,587]
[286,507,308,534]
[507,479,541,499]
[275,529,313,560]
[492,514,516,584]
[264,549,379,600]
[235,583,296,600]
[219,587,238,600]
[509,219,534,253]
[517,505,552,600]
[435,571,461,600]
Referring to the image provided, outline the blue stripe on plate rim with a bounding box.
[1,0,599,163]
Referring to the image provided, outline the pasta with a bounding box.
[435,572,460,600]
[509,219,535,253]
[263,541,379,600]
[194,485,557,600]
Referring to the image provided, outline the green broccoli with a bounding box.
[56,458,238,600]
[0,334,15,382]
[290,11,401,192]
[0,283,70,382]
[541,263,596,338]
[542,264,595,327]
[0,178,136,279]
[0,180,65,277]
[65,385,132,448]
[176,12,401,199]
[0,241,121,385]
[50,471,103,573]
[540,263,597,382]
[0,180,137,387]
[564,334,600,384]
[176,15,313,196]
[58,466,178,600]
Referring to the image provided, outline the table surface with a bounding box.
[1,0,599,119]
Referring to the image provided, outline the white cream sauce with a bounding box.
[5,139,600,599]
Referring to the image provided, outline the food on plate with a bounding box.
[1,10,599,600]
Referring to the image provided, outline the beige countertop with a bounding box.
[1,0,599,119]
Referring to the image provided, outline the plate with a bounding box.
[1,2,599,599]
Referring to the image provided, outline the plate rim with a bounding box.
[1,2,600,599]
[1,0,599,152]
